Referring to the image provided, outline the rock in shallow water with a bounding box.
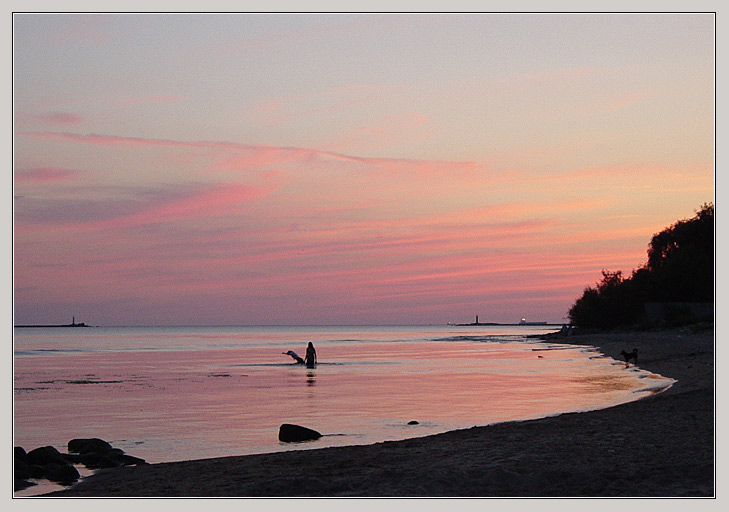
[27,446,67,466]
[14,438,148,493]
[14,478,36,492]
[68,438,113,454]
[44,462,80,484]
[67,437,147,468]
[278,423,322,442]
[18,447,81,485]
[15,446,28,463]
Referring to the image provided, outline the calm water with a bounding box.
[14,325,673,470]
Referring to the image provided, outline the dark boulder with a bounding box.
[61,453,84,464]
[15,446,28,463]
[119,454,147,466]
[68,438,113,454]
[17,439,147,490]
[75,450,147,469]
[407,420,419,425]
[67,438,147,468]
[278,423,322,442]
[27,464,45,479]
[44,462,80,484]
[14,479,36,492]
[14,459,30,480]
[77,452,121,469]
[27,446,66,466]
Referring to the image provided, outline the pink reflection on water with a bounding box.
[14,340,673,467]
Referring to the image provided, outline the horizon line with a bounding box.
[13,322,564,328]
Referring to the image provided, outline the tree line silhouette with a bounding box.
[568,203,714,329]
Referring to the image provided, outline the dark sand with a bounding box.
[48,326,714,497]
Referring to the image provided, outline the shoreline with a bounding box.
[47,326,714,497]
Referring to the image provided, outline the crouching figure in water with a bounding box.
[283,350,304,364]
[305,342,317,367]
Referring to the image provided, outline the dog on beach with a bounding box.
[620,348,638,364]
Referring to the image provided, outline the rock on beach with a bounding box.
[278,424,322,442]
[68,437,114,454]
[14,438,147,493]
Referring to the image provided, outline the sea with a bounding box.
[13,324,674,495]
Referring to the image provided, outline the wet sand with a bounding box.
[48,326,714,497]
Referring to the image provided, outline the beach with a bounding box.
[48,326,714,497]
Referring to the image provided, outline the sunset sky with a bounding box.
[13,13,715,326]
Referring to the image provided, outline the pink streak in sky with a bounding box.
[12,129,711,325]
[144,183,272,222]
[16,131,482,179]
[16,182,277,234]
[14,167,78,183]
[34,112,83,126]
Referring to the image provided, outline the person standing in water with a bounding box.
[304,342,317,367]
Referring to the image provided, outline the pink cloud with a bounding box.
[166,216,560,278]
[151,237,616,306]
[15,167,78,183]
[17,131,219,148]
[12,130,689,325]
[207,147,317,173]
[16,131,481,179]
[34,112,83,126]
[320,152,480,178]
[143,183,271,223]
[14,184,653,325]
[182,211,650,302]
[17,132,307,158]
[15,182,277,234]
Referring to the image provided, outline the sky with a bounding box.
[12,12,715,326]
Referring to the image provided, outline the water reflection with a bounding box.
[306,371,316,386]
[14,335,674,468]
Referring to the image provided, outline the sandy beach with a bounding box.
[48,326,714,497]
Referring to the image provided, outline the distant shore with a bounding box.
[452,322,561,326]
[14,324,88,328]
[49,325,714,497]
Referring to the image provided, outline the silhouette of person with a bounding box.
[283,350,304,364]
[304,342,317,367]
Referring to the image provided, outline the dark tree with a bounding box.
[568,203,714,329]
[568,270,641,329]
[645,202,714,302]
